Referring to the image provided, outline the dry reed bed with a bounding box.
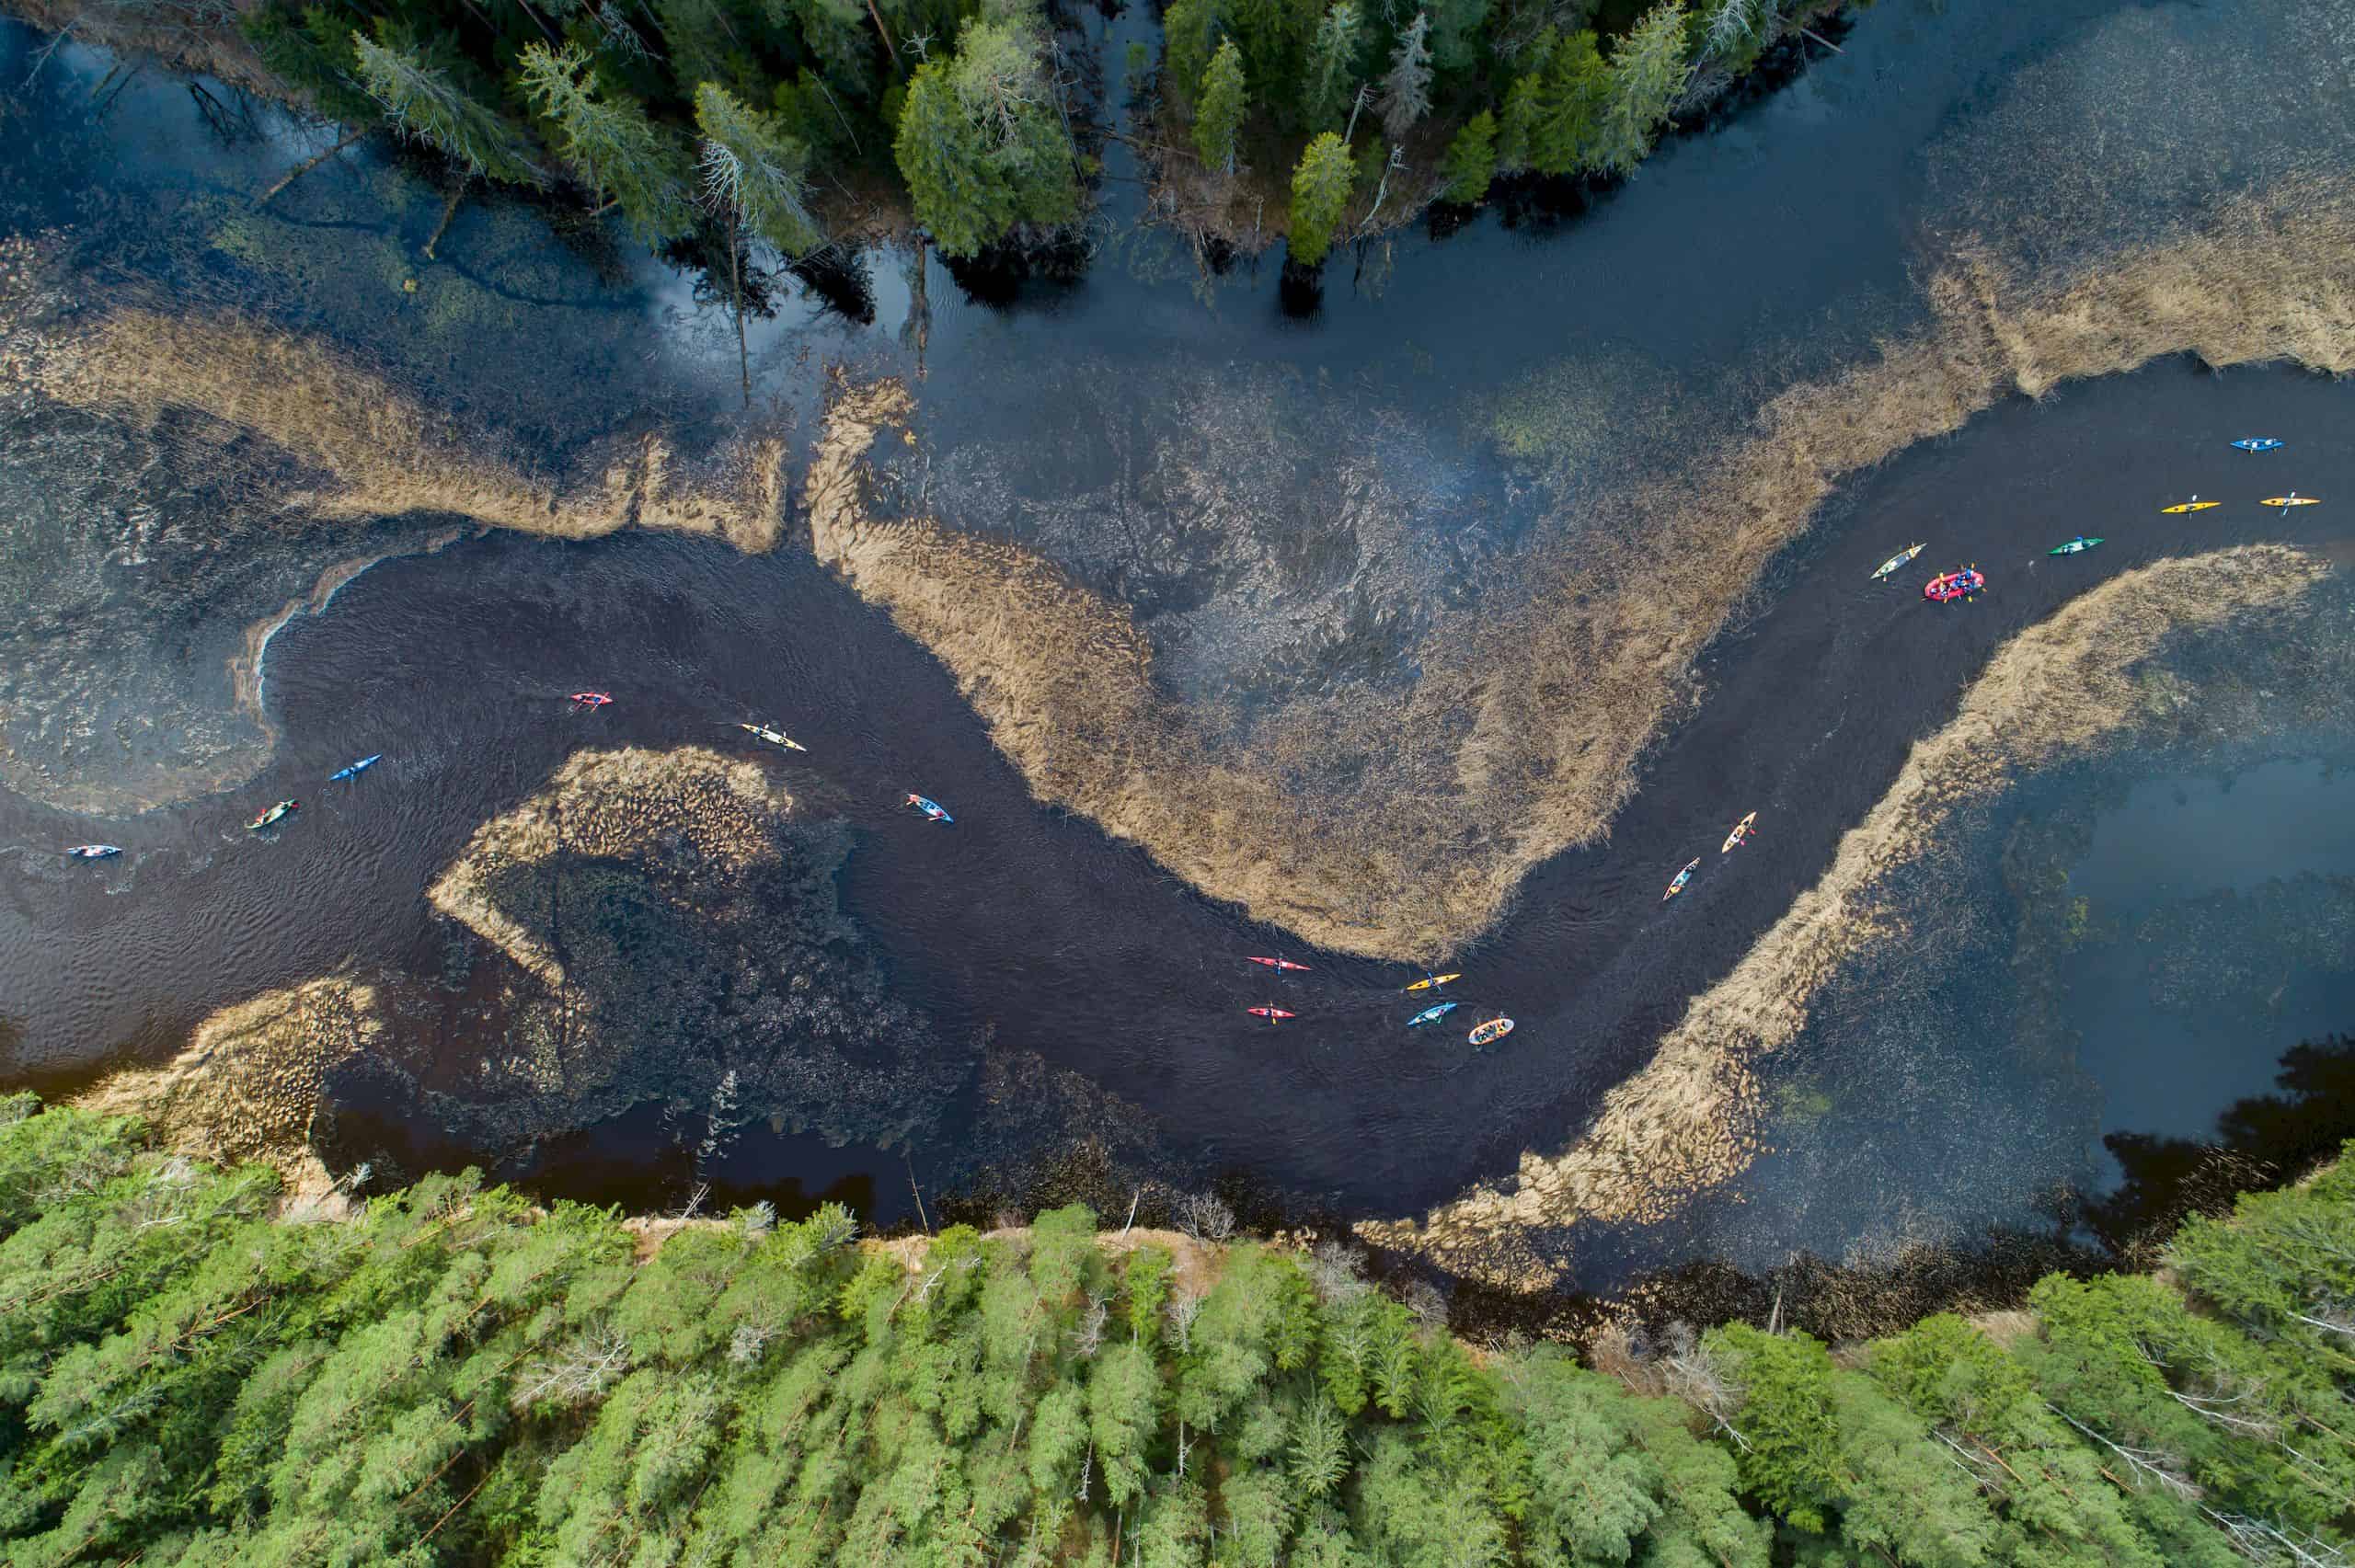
[805,182,2355,962]
[426,745,791,990]
[75,977,383,1201]
[1355,544,2329,1289]
[29,308,789,551]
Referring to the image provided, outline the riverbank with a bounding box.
[0,1093,2348,1562]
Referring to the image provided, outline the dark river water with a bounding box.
[4,0,2353,1286]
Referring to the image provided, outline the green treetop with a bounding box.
[891,18,1080,257]
[1596,0,1692,176]
[518,42,695,242]
[1193,39,1249,174]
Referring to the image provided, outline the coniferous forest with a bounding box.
[224,0,1844,270]
[0,1093,2350,1565]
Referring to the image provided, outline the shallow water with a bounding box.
[4,0,2355,1278]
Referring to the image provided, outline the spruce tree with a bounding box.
[517,42,694,241]
[1440,109,1495,202]
[694,81,822,257]
[1534,29,1611,176]
[1193,39,1249,174]
[1300,0,1364,132]
[351,35,543,185]
[1595,0,1691,176]
[1288,133,1356,266]
[1162,0,1228,113]
[1376,11,1432,142]
[1495,71,1541,175]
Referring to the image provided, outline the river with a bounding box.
[2,0,2352,1289]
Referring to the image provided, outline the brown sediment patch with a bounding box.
[74,978,383,1203]
[809,180,2355,963]
[1357,544,2329,1289]
[28,309,787,552]
[427,745,790,989]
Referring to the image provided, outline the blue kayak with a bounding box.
[329,753,383,783]
[1407,1001,1458,1027]
[2231,438,2285,452]
[67,844,121,860]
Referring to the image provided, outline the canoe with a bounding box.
[1403,972,1462,992]
[2049,537,2103,555]
[1467,1016,1514,1047]
[1870,543,1926,581]
[2261,496,2320,509]
[1662,857,1700,901]
[1720,812,1756,853]
[2158,499,2219,514]
[1407,1002,1458,1027]
[905,794,954,823]
[2230,438,2284,452]
[248,800,298,831]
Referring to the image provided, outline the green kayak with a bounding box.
[2050,536,2103,555]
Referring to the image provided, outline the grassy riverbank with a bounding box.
[0,1093,2349,1563]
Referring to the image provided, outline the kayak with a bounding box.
[738,723,807,752]
[1246,1005,1296,1022]
[1467,1016,1514,1047]
[67,844,121,860]
[569,692,612,708]
[904,793,954,824]
[2231,438,2285,452]
[1870,543,1926,581]
[2050,537,2103,555]
[2158,498,2218,514]
[1662,857,1700,901]
[1407,1001,1458,1027]
[248,800,298,831]
[1403,972,1461,992]
[1924,567,1984,602]
[2261,495,2320,509]
[1246,956,1312,972]
[1720,811,1757,853]
[329,753,382,782]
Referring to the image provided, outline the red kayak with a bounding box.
[569,691,613,708]
[1246,956,1312,972]
[1246,1006,1296,1022]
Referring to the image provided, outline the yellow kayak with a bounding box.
[2159,497,2220,514]
[1404,972,1462,992]
[737,722,808,751]
[1720,811,1757,853]
[2262,495,2320,509]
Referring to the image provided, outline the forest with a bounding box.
[0,1093,2348,1565]
[217,0,1838,272]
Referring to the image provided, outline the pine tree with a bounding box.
[1193,39,1249,174]
[1300,0,1364,132]
[351,36,543,185]
[1376,11,1432,142]
[1440,109,1495,202]
[516,42,693,241]
[892,18,1080,258]
[1595,0,1691,176]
